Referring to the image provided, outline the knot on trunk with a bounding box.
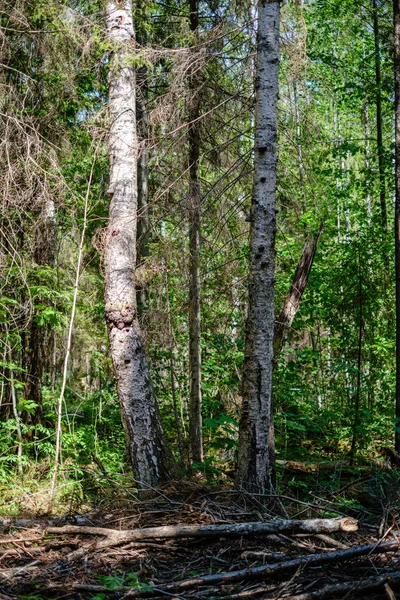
[105,305,136,330]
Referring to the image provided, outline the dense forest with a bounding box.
[3,0,400,598]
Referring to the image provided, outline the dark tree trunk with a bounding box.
[236,0,280,494]
[24,201,57,427]
[373,0,387,232]
[274,226,323,360]
[393,0,400,452]
[188,0,203,464]
[350,245,363,465]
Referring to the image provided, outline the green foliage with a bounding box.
[0,0,398,506]
[90,572,154,597]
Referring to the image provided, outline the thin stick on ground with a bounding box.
[286,570,400,599]
[48,140,101,511]
[120,540,398,598]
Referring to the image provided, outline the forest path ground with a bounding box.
[1,468,400,600]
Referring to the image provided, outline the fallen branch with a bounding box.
[46,517,358,545]
[121,540,398,598]
[42,518,359,566]
[286,570,400,599]
[0,587,22,600]
[314,534,348,549]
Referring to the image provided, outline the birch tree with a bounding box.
[104,0,174,487]
[236,0,280,493]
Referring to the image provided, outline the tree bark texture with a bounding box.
[394,0,400,452]
[236,0,280,494]
[274,226,323,360]
[47,517,358,542]
[24,200,57,427]
[188,0,203,464]
[135,0,149,317]
[104,1,174,487]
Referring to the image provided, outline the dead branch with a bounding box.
[314,534,349,549]
[46,517,358,545]
[120,540,398,598]
[380,446,400,468]
[0,586,22,600]
[286,570,400,599]
[274,224,323,359]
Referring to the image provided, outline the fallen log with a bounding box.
[46,517,358,545]
[286,569,400,599]
[121,540,398,598]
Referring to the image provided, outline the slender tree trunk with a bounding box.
[373,0,387,232]
[350,245,363,465]
[363,97,372,221]
[166,273,184,463]
[393,0,400,452]
[8,336,22,474]
[236,0,280,494]
[24,199,57,427]
[104,1,174,487]
[293,81,305,212]
[135,0,149,317]
[188,0,203,464]
[274,226,323,361]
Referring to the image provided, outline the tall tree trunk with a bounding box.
[236,0,280,494]
[274,225,323,361]
[350,245,363,465]
[24,199,57,427]
[135,0,149,317]
[104,1,174,487]
[393,0,400,452]
[188,0,203,464]
[372,0,387,232]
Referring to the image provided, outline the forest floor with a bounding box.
[1,464,400,600]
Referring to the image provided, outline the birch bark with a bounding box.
[104,1,174,486]
[236,0,280,493]
[135,0,149,317]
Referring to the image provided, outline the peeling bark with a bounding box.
[236,0,280,494]
[135,0,149,317]
[104,1,174,487]
[274,226,323,360]
[47,517,358,542]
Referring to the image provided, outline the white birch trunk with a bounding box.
[236,0,280,493]
[104,1,174,487]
